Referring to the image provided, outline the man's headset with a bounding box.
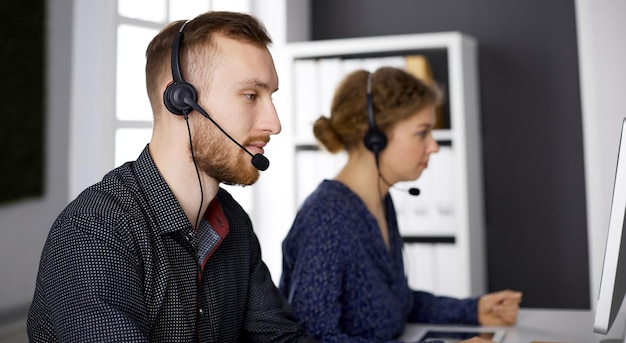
[162,20,270,171]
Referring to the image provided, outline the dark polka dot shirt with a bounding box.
[27,146,316,343]
[280,180,478,343]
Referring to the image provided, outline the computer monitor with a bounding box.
[594,117,626,343]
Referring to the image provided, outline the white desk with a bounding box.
[400,308,625,343]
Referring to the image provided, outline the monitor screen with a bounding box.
[594,117,626,335]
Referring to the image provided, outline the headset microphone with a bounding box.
[405,186,421,196]
[379,173,421,196]
[163,19,270,172]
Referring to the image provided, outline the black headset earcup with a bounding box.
[363,128,387,154]
[364,75,386,155]
[163,81,197,115]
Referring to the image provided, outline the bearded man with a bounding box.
[27,11,316,343]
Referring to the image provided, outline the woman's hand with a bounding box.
[477,289,523,326]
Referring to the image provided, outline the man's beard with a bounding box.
[190,118,261,186]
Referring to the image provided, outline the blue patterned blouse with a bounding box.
[280,180,478,343]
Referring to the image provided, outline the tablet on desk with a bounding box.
[412,327,506,343]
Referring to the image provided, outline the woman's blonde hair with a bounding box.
[314,67,442,153]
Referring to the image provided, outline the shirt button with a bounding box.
[199,308,204,315]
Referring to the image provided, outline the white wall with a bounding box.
[576,0,626,309]
[251,0,310,284]
[69,0,117,199]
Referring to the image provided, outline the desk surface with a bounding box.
[400,308,625,343]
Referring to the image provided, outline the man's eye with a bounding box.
[245,94,257,100]
[417,130,428,138]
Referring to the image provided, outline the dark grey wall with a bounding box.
[310,0,589,309]
[0,1,45,204]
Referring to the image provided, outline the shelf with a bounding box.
[293,129,453,148]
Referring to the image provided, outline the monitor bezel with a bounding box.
[594,117,626,335]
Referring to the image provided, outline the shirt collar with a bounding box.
[133,145,192,236]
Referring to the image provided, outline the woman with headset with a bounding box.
[279,67,522,343]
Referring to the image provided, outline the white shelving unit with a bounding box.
[278,32,486,298]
